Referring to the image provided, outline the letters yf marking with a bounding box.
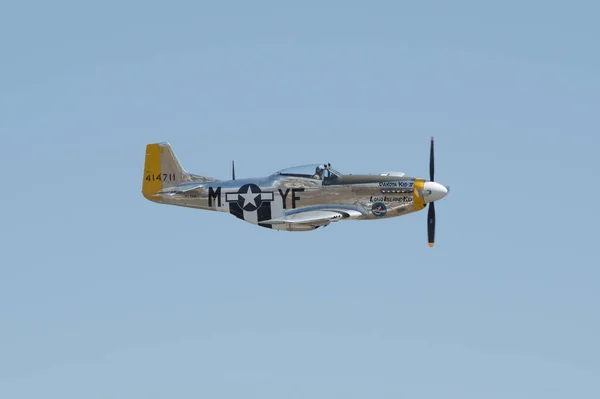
[278,188,304,209]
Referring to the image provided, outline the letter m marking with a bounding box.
[208,187,221,207]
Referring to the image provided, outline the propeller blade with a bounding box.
[427,201,436,247]
[232,160,235,180]
[429,136,434,182]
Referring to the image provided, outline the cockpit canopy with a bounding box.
[275,164,341,180]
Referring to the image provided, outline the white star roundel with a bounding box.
[225,184,274,212]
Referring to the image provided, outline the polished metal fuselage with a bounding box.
[153,173,426,230]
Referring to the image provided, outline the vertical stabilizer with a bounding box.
[142,142,190,201]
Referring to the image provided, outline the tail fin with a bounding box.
[142,142,191,201]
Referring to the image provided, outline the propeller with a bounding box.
[427,201,436,247]
[232,160,235,180]
[428,137,435,247]
[430,136,434,182]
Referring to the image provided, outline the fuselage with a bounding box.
[154,172,432,230]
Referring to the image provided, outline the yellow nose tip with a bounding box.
[428,242,434,247]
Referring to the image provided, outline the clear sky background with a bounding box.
[1,1,599,398]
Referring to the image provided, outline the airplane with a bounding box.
[142,138,449,246]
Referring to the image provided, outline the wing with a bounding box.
[263,205,366,227]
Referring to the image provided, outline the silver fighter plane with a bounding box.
[142,138,449,246]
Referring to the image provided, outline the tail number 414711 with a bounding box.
[145,173,176,182]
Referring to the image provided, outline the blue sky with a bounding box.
[1,1,598,398]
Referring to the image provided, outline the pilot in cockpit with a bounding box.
[312,163,332,180]
[312,164,325,179]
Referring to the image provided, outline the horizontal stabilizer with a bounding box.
[156,182,207,194]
